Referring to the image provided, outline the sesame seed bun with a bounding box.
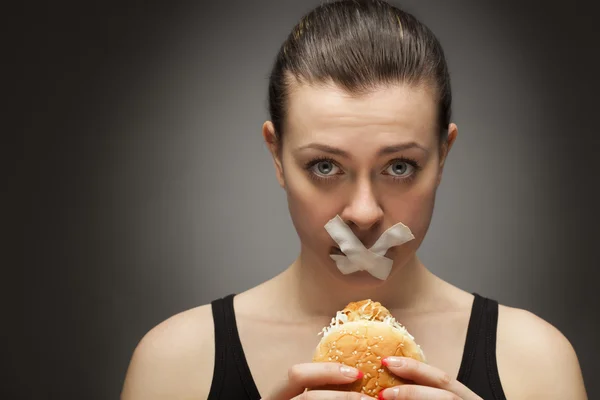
[311,300,425,397]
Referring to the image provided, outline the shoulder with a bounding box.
[121,303,216,399]
[496,304,587,399]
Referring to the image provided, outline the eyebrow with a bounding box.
[296,142,429,157]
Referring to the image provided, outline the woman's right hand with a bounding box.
[261,362,376,400]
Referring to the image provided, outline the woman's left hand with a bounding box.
[378,357,483,400]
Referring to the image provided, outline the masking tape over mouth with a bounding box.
[324,215,415,280]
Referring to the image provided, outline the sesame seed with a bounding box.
[367,361,371,364]
[376,356,381,359]
[367,346,371,350]
[372,365,377,370]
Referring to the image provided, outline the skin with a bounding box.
[121,80,588,400]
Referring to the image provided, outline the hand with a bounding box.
[378,357,483,400]
[261,362,377,400]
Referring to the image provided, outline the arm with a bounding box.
[497,306,587,399]
[120,305,215,400]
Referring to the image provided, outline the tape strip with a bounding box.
[324,215,414,280]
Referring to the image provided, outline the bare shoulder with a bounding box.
[121,303,215,400]
[496,304,587,399]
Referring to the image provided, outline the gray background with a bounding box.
[16,1,599,399]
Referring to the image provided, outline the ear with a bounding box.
[262,121,286,188]
[436,123,458,187]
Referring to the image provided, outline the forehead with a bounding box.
[284,81,438,149]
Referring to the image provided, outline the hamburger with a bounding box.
[312,299,426,397]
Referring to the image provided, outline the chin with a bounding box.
[331,270,391,288]
[324,260,393,289]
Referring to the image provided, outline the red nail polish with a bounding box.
[380,358,388,367]
[377,389,386,400]
[357,370,364,379]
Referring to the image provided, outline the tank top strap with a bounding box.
[457,292,487,383]
[208,294,261,400]
[457,293,507,400]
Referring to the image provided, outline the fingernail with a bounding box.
[378,387,399,400]
[340,365,362,379]
[381,357,404,367]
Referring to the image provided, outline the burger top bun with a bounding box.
[312,299,426,397]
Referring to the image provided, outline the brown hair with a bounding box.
[268,0,452,147]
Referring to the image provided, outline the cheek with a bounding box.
[383,176,438,240]
[284,164,339,248]
[404,190,436,239]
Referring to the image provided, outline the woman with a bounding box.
[121,1,587,399]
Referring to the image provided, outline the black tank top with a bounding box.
[207,293,507,400]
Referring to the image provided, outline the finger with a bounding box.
[379,384,462,400]
[382,357,451,388]
[381,357,478,399]
[264,362,364,400]
[291,390,376,400]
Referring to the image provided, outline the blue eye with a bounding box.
[386,161,414,176]
[312,160,340,176]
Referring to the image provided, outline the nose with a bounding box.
[339,179,384,232]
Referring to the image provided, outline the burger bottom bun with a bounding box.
[311,320,425,397]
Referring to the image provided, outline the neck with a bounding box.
[274,248,440,319]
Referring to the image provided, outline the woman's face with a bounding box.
[264,81,457,285]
